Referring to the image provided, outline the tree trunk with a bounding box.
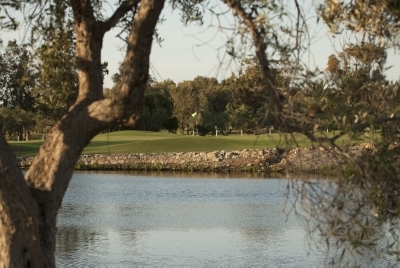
[0,0,165,266]
[18,129,22,142]
[25,128,30,141]
[0,135,42,267]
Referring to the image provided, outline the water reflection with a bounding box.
[56,171,326,265]
[77,170,297,179]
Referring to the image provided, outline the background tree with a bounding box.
[170,79,207,134]
[0,107,35,141]
[222,58,287,134]
[226,103,257,133]
[224,59,267,114]
[33,3,78,122]
[150,79,178,132]
[139,80,175,132]
[0,40,36,140]
[0,40,35,110]
[200,85,231,135]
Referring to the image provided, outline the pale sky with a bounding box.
[101,3,400,88]
[1,2,400,89]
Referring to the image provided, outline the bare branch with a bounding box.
[101,0,141,33]
[220,0,283,126]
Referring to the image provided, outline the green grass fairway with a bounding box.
[7,130,381,157]
[8,141,45,157]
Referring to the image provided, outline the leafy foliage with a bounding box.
[0,40,34,110]
[319,0,400,46]
[0,106,35,140]
[33,12,78,120]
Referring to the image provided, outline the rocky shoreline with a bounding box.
[17,143,376,174]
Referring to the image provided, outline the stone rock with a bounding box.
[17,143,380,174]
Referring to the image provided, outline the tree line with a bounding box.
[0,29,77,140]
[2,40,399,140]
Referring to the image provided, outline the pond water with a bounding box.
[55,171,388,266]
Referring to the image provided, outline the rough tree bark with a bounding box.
[0,0,165,266]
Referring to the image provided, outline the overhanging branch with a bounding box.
[220,0,283,124]
[101,0,141,33]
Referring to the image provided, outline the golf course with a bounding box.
[7,130,379,157]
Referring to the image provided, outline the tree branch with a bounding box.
[220,0,283,125]
[101,0,141,33]
[71,0,105,101]
[115,0,165,125]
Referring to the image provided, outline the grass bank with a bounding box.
[8,130,380,157]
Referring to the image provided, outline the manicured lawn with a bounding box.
[8,141,45,157]
[7,130,381,157]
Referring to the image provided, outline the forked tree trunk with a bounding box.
[0,0,165,266]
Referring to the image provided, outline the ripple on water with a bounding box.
[55,172,396,266]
